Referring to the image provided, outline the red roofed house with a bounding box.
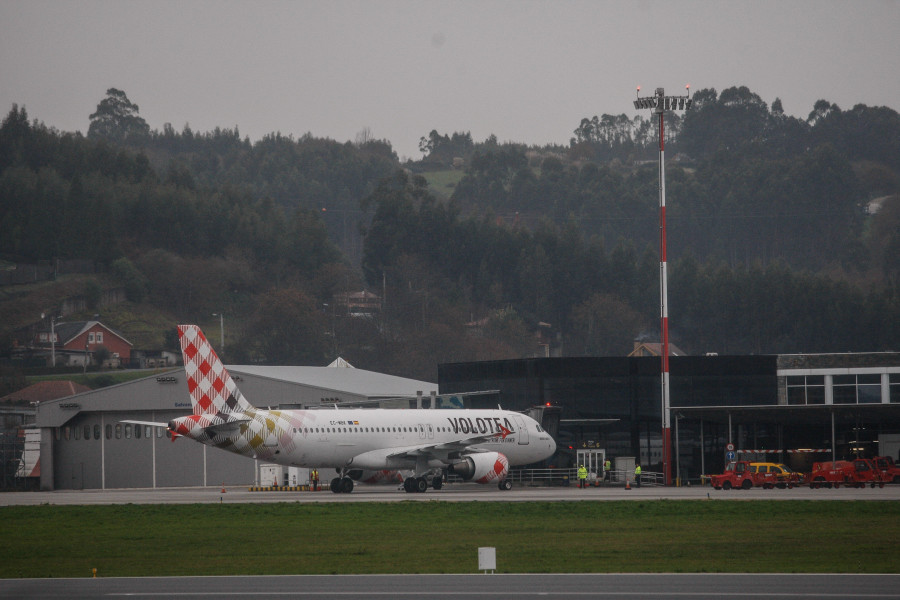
[33,320,132,368]
[335,290,381,317]
[0,380,91,406]
[628,341,687,358]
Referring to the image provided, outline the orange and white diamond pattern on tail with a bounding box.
[174,324,321,461]
[178,324,252,417]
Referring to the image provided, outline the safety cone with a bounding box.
[625,479,631,490]
[221,483,226,493]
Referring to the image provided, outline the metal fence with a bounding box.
[505,467,664,487]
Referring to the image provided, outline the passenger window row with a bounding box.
[290,425,454,434]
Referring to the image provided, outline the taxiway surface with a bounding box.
[2,482,899,506]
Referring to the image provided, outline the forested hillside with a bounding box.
[1,86,898,381]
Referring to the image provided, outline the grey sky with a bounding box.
[1,0,898,160]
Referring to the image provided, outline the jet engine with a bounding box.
[448,452,509,484]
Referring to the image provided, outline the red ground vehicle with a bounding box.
[809,459,885,488]
[711,461,779,490]
[872,456,900,484]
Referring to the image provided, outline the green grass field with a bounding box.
[421,169,465,199]
[2,501,898,578]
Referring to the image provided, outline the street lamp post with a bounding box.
[41,313,57,368]
[633,85,692,486]
[212,313,224,351]
[51,315,56,368]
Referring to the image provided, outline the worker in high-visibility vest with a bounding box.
[634,464,642,488]
[603,458,611,483]
[310,468,319,492]
[577,464,588,489]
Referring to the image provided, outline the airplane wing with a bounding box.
[120,419,169,428]
[349,431,505,470]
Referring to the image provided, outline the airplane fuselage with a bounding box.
[199,407,555,471]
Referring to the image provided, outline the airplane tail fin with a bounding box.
[178,324,253,416]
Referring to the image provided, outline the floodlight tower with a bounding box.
[633,85,692,486]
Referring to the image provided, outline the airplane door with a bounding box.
[513,415,529,445]
[426,424,434,439]
[418,424,426,440]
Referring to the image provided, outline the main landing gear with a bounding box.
[401,475,514,492]
[403,474,444,493]
[330,476,354,493]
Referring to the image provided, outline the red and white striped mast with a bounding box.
[634,85,692,486]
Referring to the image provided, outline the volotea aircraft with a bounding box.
[129,325,556,493]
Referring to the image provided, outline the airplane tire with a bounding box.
[499,479,512,491]
[330,477,342,493]
[432,476,443,490]
[340,477,354,493]
[403,477,416,493]
[415,477,428,493]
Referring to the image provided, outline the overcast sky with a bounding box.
[2,0,898,160]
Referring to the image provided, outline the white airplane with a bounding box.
[128,325,556,493]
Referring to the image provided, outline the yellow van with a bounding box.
[749,462,799,487]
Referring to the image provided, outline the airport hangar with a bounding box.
[35,363,440,490]
[438,352,900,481]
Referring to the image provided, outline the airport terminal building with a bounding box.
[438,352,900,480]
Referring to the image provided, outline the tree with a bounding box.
[0,104,31,170]
[568,293,647,356]
[93,345,111,367]
[807,99,839,127]
[88,88,150,143]
[239,288,328,365]
[418,130,474,165]
[112,257,148,303]
[680,86,770,159]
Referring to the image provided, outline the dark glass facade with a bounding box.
[439,355,900,481]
